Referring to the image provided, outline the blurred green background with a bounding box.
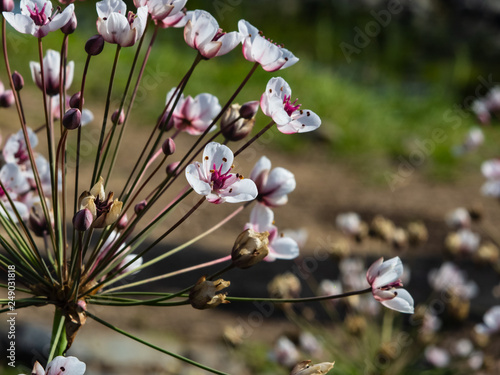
[4,0,500,182]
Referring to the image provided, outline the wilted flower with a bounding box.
[185,142,257,204]
[290,360,334,375]
[96,0,148,47]
[250,156,296,207]
[184,10,242,59]
[231,228,269,269]
[189,275,230,310]
[220,102,256,142]
[78,177,123,228]
[238,19,298,72]
[245,204,299,261]
[21,355,86,375]
[260,77,321,134]
[3,0,74,38]
[30,49,74,96]
[366,257,414,314]
[268,272,301,299]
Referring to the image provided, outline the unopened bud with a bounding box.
[117,213,128,230]
[63,108,82,130]
[73,208,93,231]
[189,276,230,310]
[231,229,269,269]
[85,35,105,56]
[239,100,259,119]
[28,202,52,237]
[12,71,24,91]
[221,104,254,142]
[166,161,180,176]
[69,92,83,109]
[111,109,125,125]
[0,0,14,12]
[158,111,174,131]
[61,11,77,34]
[162,137,176,155]
[134,200,147,214]
[0,90,14,108]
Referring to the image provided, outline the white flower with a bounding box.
[0,163,30,222]
[481,159,500,197]
[96,0,148,47]
[185,142,257,204]
[366,257,414,314]
[3,128,38,165]
[238,19,298,72]
[428,262,478,300]
[20,355,86,375]
[260,77,321,134]
[273,336,300,368]
[336,212,362,236]
[245,204,299,261]
[184,10,242,59]
[425,346,450,368]
[30,49,74,96]
[134,0,186,21]
[3,0,74,38]
[474,305,500,336]
[445,207,471,229]
[249,156,295,206]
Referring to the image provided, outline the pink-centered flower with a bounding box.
[3,128,38,166]
[245,204,299,261]
[96,0,148,47]
[260,77,321,134]
[22,355,86,375]
[238,19,298,72]
[366,256,414,314]
[184,10,242,59]
[185,142,257,204]
[165,88,221,135]
[0,163,30,222]
[158,8,191,28]
[133,0,186,21]
[30,49,74,96]
[2,0,74,38]
[249,156,295,207]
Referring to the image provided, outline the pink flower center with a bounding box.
[210,163,232,190]
[380,280,403,290]
[283,95,301,116]
[14,140,29,164]
[0,186,5,198]
[213,28,225,41]
[127,11,136,26]
[26,3,48,26]
[95,193,113,218]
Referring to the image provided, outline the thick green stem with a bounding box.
[47,308,67,362]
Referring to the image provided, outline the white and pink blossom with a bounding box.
[366,256,414,314]
[184,10,242,59]
[0,163,30,221]
[30,49,74,96]
[245,204,299,261]
[96,0,148,47]
[481,158,500,197]
[428,262,478,300]
[134,0,186,21]
[260,77,321,134]
[2,0,74,38]
[185,142,257,204]
[3,128,38,166]
[238,20,298,72]
[249,156,295,207]
[21,355,86,375]
[474,305,500,336]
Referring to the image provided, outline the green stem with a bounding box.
[47,308,67,362]
[86,312,230,375]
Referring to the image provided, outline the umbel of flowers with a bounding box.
[0,1,413,374]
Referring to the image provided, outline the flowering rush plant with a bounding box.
[0,1,413,373]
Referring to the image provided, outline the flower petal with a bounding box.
[380,288,414,314]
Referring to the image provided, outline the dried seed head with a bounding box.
[189,276,230,310]
[231,229,269,269]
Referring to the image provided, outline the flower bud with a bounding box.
[0,90,14,108]
[221,104,254,142]
[134,200,147,214]
[162,137,176,155]
[63,108,82,130]
[12,71,24,91]
[28,201,53,237]
[69,92,83,109]
[189,276,230,310]
[117,213,128,230]
[231,229,269,269]
[239,100,259,119]
[61,11,77,34]
[0,0,14,12]
[85,35,105,56]
[166,161,180,176]
[73,208,93,231]
[111,109,125,125]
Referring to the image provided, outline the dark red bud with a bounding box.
[239,101,259,119]
[85,35,105,56]
[73,208,93,231]
[111,109,125,125]
[134,200,147,214]
[69,92,83,109]
[12,71,24,91]
[63,108,82,130]
[0,91,14,108]
[0,0,14,12]
[117,213,128,230]
[162,138,176,155]
[166,161,180,176]
[61,12,77,34]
